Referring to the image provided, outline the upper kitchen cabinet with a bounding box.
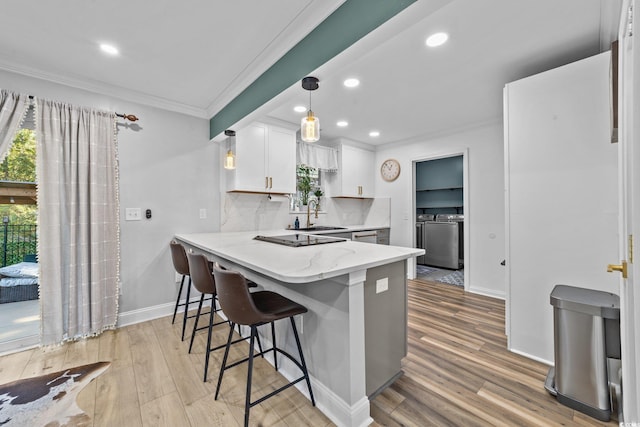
[226,122,296,194]
[327,142,375,198]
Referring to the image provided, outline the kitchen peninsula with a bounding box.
[175,230,423,427]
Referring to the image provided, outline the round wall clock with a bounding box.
[380,158,401,182]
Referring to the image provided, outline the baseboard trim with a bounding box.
[467,285,505,300]
[508,346,553,366]
[117,297,210,328]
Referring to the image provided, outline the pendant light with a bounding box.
[224,129,236,170]
[301,76,320,143]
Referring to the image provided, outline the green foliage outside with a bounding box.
[0,128,37,225]
[1,128,36,182]
[0,129,37,266]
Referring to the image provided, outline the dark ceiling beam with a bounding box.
[209,0,416,139]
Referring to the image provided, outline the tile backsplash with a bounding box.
[220,193,390,232]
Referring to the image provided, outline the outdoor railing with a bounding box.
[0,224,37,267]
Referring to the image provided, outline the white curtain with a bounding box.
[36,99,120,345]
[0,89,30,161]
[297,141,339,171]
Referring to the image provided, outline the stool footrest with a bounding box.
[250,376,306,408]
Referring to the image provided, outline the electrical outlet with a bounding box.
[125,208,142,221]
[175,272,182,283]
[376,277,389,293]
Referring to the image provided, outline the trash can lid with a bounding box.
[550,284,620,319]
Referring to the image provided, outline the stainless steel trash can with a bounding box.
[545,285,620,421]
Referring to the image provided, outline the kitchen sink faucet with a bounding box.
[306,199,319,229]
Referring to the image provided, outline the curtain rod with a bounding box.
[27,95,139,122]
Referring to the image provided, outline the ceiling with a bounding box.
[0,0,621,147]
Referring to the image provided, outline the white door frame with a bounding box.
[618,0,640,421]
[412,148,470,290]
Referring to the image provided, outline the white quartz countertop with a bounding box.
[175,230,423,284]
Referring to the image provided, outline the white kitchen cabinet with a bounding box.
[329,143,375,198]
[226,122,296,194]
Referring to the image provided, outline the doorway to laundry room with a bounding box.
[414,154,466,287]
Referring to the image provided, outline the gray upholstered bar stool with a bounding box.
[212,264,315,427]
[170,241,212,341]
[186,252,262,382]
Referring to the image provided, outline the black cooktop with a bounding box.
[253,234,347,247]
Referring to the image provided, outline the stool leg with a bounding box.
[244,325,256,427]
[256,329,264,358]
[181,277,192,341]
[271,321,278,370]
[172,275,185,324]
[203,299,216,382]
[215,322,236,400]
[188,293,205,353]
[291,317,315,406]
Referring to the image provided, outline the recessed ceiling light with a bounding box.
[343,78,360,88]
[369,131,380,137]
[426,32,448,47]
[294,105,307,113]
[337,121,348,127]
[100,43,119,56]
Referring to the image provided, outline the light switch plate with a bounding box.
[125,208,142,221]
[376,277,389,293]
[199,208,207,219]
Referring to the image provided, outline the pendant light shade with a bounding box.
[223,129,236,170]
[301,76,320,143]
[224,149,236,169]
[301,110,320,143]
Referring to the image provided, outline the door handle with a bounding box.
[269,177,273,188]
[607,260,628,279]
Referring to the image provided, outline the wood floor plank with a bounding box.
[150,317,212,406]
[0,347,34,383]
[93,366,143,427]
[140,392,190,427]
[0,278,619,427]
[20,345,68,378]
[183,394,240,427]
[127,322,177,405]
[97,328,133,371]
[64,336,100,367]
[371,279,617,427]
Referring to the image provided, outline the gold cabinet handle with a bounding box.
[265,177,268,188]
[607,260,628,279]
[269,177,273,188]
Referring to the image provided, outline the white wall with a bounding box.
[0,70,218,314]
[504,52,617,364]
[374,124,506,298]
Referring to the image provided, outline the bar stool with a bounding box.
[212,265,315,427]
[170,241,212,341]
[186,252,262,382]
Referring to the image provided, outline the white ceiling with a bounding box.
[0,0,344,117]
[0,0,621,147]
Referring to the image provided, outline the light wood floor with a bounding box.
[0,280,617,426]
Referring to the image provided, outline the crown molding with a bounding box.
[0,60,209,119]
[376,117,503,151]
